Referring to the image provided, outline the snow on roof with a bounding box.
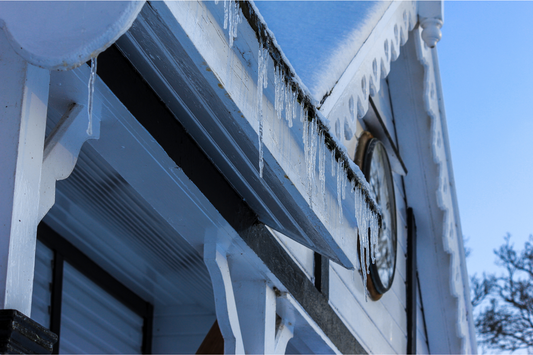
[253,1,391,102]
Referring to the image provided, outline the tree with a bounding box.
[471,234,533,352]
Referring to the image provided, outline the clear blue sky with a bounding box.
[439,1,533,277]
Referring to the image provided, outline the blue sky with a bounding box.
[438,1,533,277]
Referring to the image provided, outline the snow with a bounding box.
[253,1,391,101]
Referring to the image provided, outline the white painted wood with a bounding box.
[232,281,276,354]
[0,1,145,70]
[269,228,315,282]
[39,103,100,220]
[274,318,294,355]
[320,0,417,161]
[0,29,49,316]
[418,1,444,48]
[413,26,474,353]
[277,293,342,355]
[388,34,475,354]
[204,232,245,355]
[328,267,401,354]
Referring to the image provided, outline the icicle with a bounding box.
[224,0,241,48]
[319,131,326,208]
[341,163,347,200]
[337,160,343,224]
[274,66,280,119]
[308,120,318,205]
[303,114,310,192]
[280,74,285,120]
[285,84,292,126]
[370,211,379,263]
[331,150,336,177]
[223,0,228,30]
[274,66,284,121]
[215,0,219,4]
[257,44,268,178]
[288,89,296,128]
[87,57,97,136]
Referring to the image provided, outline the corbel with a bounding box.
[38,103,100,221]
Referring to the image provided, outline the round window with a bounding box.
[355,132,397,300]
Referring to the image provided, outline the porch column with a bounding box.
[0,29,49,316]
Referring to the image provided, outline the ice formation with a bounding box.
[256,44,268,178]
[223,0,241,48]
[240,1,382,297]
[87,56,97,136]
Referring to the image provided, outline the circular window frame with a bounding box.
[354,132,398,300]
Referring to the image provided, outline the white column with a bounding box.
[0,29,50,316]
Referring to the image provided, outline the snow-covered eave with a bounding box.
[115,0,390,271]
[240,0,382,217]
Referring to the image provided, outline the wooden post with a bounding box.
[0,29,50,316]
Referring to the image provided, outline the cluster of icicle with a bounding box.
[275,47,381,299]
[353,180,380,300]
[222,0,242,48]
[216,0,381,298]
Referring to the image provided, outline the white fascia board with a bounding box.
[113,1,377,269]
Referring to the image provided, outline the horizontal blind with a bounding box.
[59,262,143,354]
[31,240,53,329]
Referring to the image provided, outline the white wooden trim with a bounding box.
[0,29,49,316]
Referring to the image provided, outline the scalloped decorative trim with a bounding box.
[321,0,417,145]
[414,26,472,353]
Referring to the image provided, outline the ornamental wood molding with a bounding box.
[413,25,473,354]
[321,1,417,148]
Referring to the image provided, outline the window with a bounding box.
[32,223,153,354]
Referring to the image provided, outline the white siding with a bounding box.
[31,240,53,329]
[59,262,144,354]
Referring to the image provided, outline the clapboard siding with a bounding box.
[152,305,215,354]
[329,267,405,354]
[416,291,429,354]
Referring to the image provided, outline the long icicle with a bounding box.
[257,44,268,178]
[87,57,97,136]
